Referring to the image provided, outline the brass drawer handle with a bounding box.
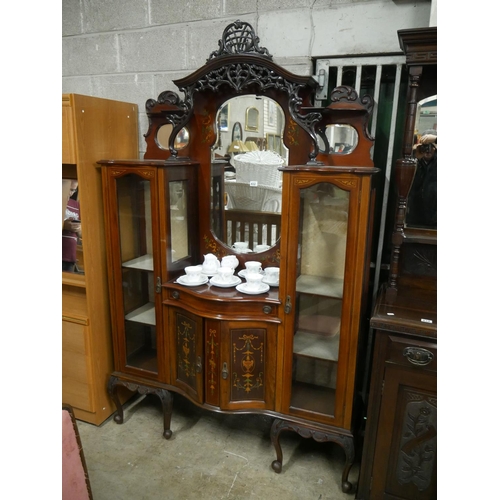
[403,347,434,366]
[172,291,180,299]
[263,305,272,315]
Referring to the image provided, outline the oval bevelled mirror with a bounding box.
[406,95,437,229]
[157,124,190,150]
[318,124,359,154]
[211,95,287,254]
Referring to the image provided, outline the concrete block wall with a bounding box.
[62,0,432,156]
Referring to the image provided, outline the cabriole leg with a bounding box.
[269,417,355,493]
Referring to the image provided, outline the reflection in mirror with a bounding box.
[211,95,287,253]
[318,124,359,154]
[406,95,437,229]
[62,177,84,273]
[245,107,259,131]
[232,122,243,142]
[157,124,190,150]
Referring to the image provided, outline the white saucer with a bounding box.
[209,276,242,288]
[238,269,264,279]
[177,275,209,287]
[262,277,279,287]
[236,283,270,295]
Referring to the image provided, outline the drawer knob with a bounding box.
[195,356,202,373]
[403,347,434,366]
[263,305,272,315]
[172,291,180,299]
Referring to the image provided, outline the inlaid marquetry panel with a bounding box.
[230,328,266,402]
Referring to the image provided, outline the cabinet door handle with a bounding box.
[156,276,162,293]
[195,356,202,373]
[284,295,292,314]
[221,362,228,380]
[403,347,434,366]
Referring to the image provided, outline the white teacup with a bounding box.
[245,261,262,274]
[246,273,264,290]
[221,255,239,269]
[185,265,202,282]
[255,244,270,252]
[217,266,234,283]
[232,241,249,252]
[264,266,280,283]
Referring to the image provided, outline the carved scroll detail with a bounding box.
[396,393,437,492]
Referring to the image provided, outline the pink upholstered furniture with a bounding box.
[62,404,93,500]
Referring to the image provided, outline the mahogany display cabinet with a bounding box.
[98,21,379,492]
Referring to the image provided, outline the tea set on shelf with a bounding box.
[175,252,279,295]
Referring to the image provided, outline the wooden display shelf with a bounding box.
[125,303,156,325]
[62,93,139,425]
[296,275,344,298]
[123,254,154,271]
[290,382,336,416]
[294,330,340,361]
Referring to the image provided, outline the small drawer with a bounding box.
[165,286,280,322]
[386,334,437,372]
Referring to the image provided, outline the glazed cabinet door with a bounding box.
[102,166,165,381]
[159,165,199,277]
[280,171,373,428]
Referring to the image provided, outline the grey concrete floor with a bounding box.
[77,393,360,500]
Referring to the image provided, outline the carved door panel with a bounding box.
[169,307,204,404]
[218,321,277,411]
[371,364,437,499]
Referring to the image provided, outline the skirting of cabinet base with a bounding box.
[270,418,355,493]
[106,373,356,492]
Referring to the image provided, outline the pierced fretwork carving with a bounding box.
[208,20,272,60]
[145,20,326,163]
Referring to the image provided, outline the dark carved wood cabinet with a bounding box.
[357,26,437,499]
[99,21,378,492]
[356,286,437,499]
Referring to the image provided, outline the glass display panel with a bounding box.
[117,174,158,374]
[169,180,189,263]
[290,182,349,417]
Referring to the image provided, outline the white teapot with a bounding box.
[202,253,220,274]
[221,255,239,270]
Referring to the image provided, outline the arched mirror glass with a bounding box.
[318,124,359,154]
[406,95,437,229]
[157,124,190,150]
[211,95,288,253]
